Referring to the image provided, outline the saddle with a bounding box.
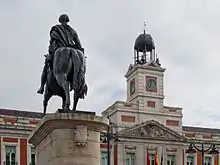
[67,44,84,54]
[44,45,84,69]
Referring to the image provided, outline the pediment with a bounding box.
[120,120,185,141]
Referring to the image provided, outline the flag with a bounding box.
[155,152,159,165]
[146,148,150,165]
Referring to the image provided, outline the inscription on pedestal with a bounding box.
[75,125,88,146]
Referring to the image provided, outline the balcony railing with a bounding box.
[3,161,18,165]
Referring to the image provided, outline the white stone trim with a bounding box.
[27,143,36,165]
[166,153,177,165]
[185,153,197,165]
[27,144,31,165]
[204,154,214,165]
[2,141,20,165]
[100,144,115,165]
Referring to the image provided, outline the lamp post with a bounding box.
[101,117,119,165]
[186,143,219,165]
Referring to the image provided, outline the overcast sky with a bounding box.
[0,0,220,128]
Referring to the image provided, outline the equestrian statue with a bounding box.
[37,14,88,115]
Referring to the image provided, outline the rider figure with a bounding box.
[37,14,84,94]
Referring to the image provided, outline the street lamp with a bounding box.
[101,117,119,165]
[186,143,219,165]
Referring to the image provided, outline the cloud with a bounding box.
[0,0,220,128]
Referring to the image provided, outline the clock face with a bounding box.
[130,79,135,95]
[146,77,157,91]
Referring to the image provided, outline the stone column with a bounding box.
[28,111,108,165]
[176,147,183,165]
[135,144,145,165]
[117,143,125,165]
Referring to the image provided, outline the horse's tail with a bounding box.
[53,47,72,74]
[69,49,81,90]
[53,47,87,98]
[70,49,87,98]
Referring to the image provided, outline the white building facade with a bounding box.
[100,30,220,165]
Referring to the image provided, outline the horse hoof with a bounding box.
[63,107,70,112]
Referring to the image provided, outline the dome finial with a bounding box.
[143,21,147,34]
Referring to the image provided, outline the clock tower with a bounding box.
[125,29,166,112]
[102,26,183,134]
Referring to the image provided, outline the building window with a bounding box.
[100,151,108,165]
[187,155,194,165]
[5,146,16,165]
[150,154,155,165]
[167,155,175,165]
[204,157,212,165]
[126,153,135,165]
[30,147,36,165]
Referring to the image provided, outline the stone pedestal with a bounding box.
[28,111,109,165]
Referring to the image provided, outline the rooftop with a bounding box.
[0,108,43,119]
[0,108,220,135]
[183,126,220,134]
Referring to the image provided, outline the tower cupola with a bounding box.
[133,23,156,65]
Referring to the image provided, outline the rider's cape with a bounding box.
[50,24,86,95]
[50,24,76,47]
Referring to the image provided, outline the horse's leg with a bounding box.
[55,73,70,109]
[43,87,52,115]
[62,96,66,109]
[72,93,79,111]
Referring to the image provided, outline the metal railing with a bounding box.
[3,161,18,165]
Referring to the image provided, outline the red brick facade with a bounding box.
[166,120,179,126]
[214,154,219,165]
[20,139,27,165]
[121,115,135,122]
[197,152,202,165]
[3,137,18,143]
[147,101,156,108]
[0,109,220,165]
[203,134,212,139]
[100,143,112,149]
[114,144,118,165]
[185,133,195,138]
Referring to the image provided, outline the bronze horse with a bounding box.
[42,47,88,115]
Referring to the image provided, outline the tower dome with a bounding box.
[133,25,156,65]
[134,32,155,52]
